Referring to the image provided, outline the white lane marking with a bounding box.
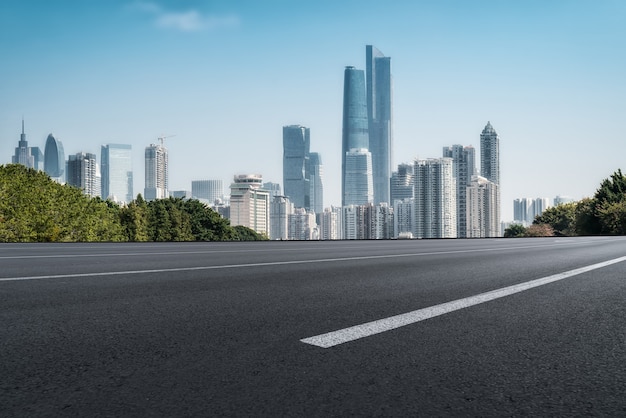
[0,242,593,282]
[300,256,626,349]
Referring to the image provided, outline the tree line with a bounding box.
[505,169,626,237]
[0,164,267,242]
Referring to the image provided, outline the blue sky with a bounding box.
[1,0,625,220]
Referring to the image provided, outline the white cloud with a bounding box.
[128,1,239,32]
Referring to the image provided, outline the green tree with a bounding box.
[182,199,235,241]
[533,202,577,236]
[504,224,527,238]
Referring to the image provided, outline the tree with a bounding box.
[524,223,555,237]
[504,224,526,238]
[533,202,577,236]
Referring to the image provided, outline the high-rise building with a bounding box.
[229,174,270,236]
[67,152,99,198]
[144,143,168,201]
[12,119,35,169]
[513,197,551,224]
[390,163,414,204]
[270,195,293,240]
[467,175,500,238]
[443,145,476,238]
[480,122,500,185]
[191,180,223,204]
[309,152,324,214]
[364,202,394,239]
[554,195,574,206]
[479,122,501,236]
[414,158,457,239]
[342,205,367,240]
[342,66,370,206]
[44,133,65,181]
[366,45,393,205]
[344,148,373,206]
[288,208,318,240]
[101,144,133,204]
[394,198,414,238]
[283,125,310,210]
[319,206,342,240]
[263,182,282,199]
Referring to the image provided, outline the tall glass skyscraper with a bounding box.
[366,45,393,205]
[44,133,65,181]
[101,144,133,204]
[282,125,310,210]
[342,66,371,206]
[309,152,324,214]
[344,148,373,206]
[144,143,168,201]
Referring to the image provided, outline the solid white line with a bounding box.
[300,255,626,349]
[0,242,586,282]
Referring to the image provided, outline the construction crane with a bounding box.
[158,134,176,146]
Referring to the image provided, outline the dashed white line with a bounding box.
[300,255,626,348]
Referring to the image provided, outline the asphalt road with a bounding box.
[1,237,626,416]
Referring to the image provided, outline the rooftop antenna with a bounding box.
[158,134,176,146]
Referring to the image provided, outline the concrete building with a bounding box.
[67,152,99,198]
[270,195,293,240]
[443,144,476,238]
[414,158,457,239]
[229,174,270,237]
[319,206,342,240]
[467,175,500,237]
[144,142,168,201]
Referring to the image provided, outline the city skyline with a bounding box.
[2,1,625,221]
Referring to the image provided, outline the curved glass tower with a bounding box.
[341,66,370,206]
[44,133,65,180]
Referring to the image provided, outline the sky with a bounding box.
[1,0,625,221]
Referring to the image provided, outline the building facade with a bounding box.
[366,45,393,205]
[390,163,414,204]
[101,144,133,204]
[479,122,501,236]
[467,175,500,238]
[319,206,342,240]
[342,66,370,206]
[309,152,324,214]
[283,125,310,210]
[344,148,374,206]
[229,174,270,237]
[414,158,457,239]
[270,195,293,240]
[192,180,224,204]
[144,143,168,201]
[67,152,99,198]
[44,133,65,181]
[12,119,35,169]
[443,144,476,238]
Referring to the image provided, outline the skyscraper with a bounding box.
[480,122,499,185]
[12,119,35,169]
[44,133,65,181]
[101,144,133,204]
[443,145,476,238]
[479,122,501,236]
[366,45,393,205]
[342,66,371,206]
[283,125,310,209]
[390,163,414,204]
[344,148,374,206]
[270,195,293,240]
[144,142,168,201]
[67,152,99,198]
[414,158,457,239]
[309,152,324,214]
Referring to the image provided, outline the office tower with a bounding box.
[229,174,270,236]
[342,66,370,206]
[414,158,457,239]
[101,144,133,204]
[67,152,99,198]
[263,182,282,199]
[366,45,393,204]
[44,133,65,181]
[390,163,414,204]
[344,148,374,205]
[192,180,224,204]
[554,195,574,206]
[12,119,35,168]
[319,206,342,240]
[393,199,413,238]
[270,195,293,240]
[170,190,191,199]
[443,145,476,238]
[513,198,531,224]
[283,125,310,210]
[467,175,500,238]
[479,122,501,236]
[144,142,168,201]
[288,208,318,240]
[309,152,324,213]
[532,198,551,219]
